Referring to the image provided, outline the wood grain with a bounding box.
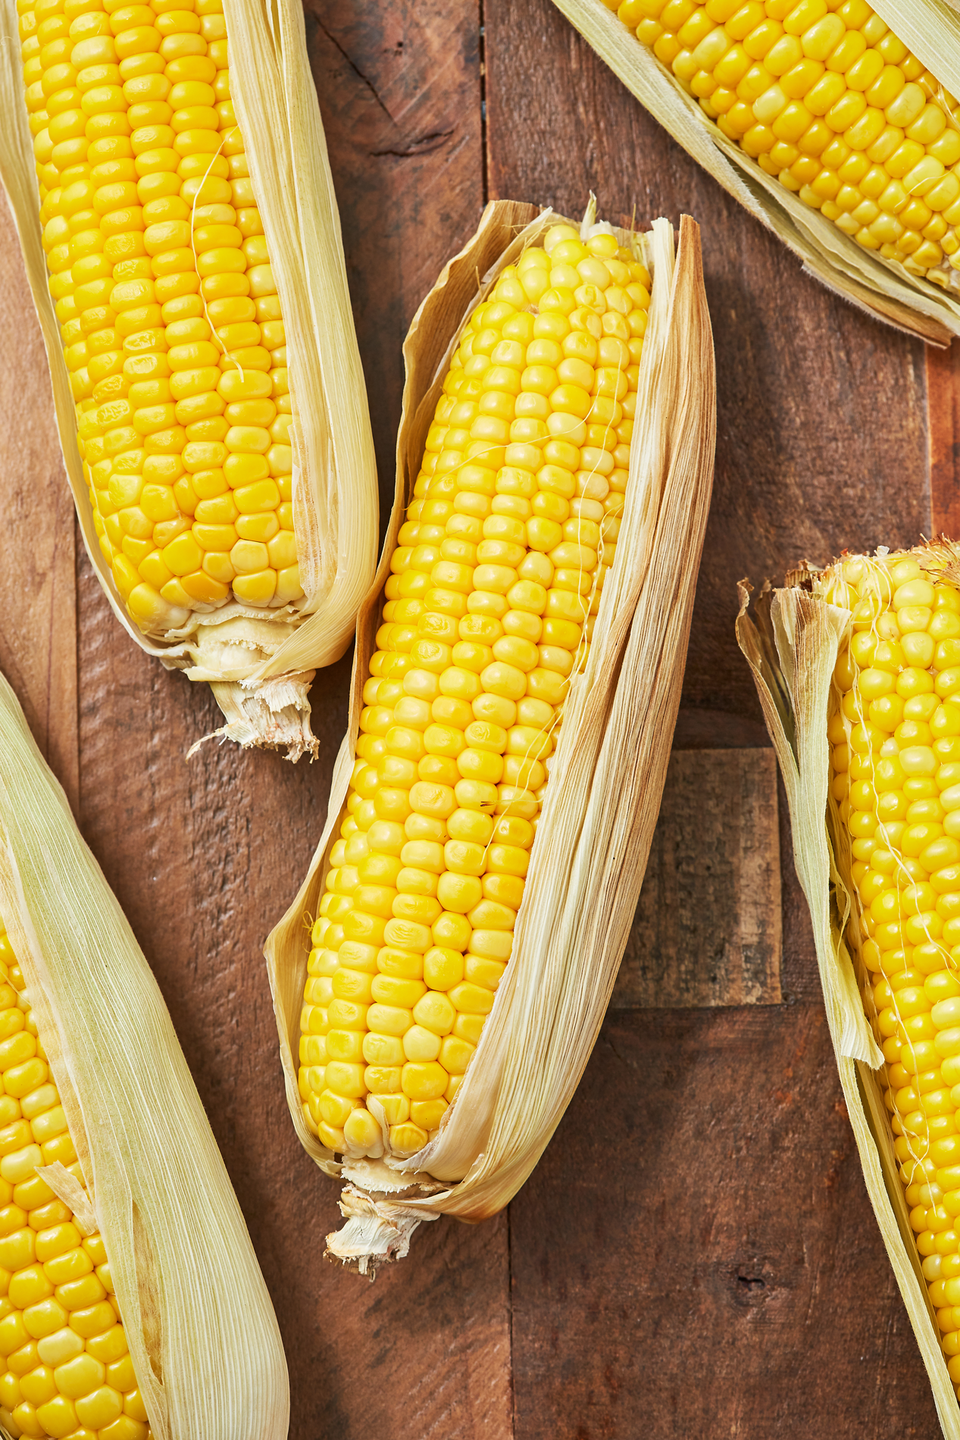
[302,0,484,524]
[613,748,781,1008]
[0,197,77,812]
[64,9,510,1438]
[510,1004,938,1439]
[928,341,960,541]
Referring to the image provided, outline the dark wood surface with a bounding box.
[0,0,950,1434]
[614,748,781,1008]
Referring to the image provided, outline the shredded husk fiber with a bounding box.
[550,0,960,345]
[0,0,378,758]
[737,564,960,1440]
[265,199,717,1273]
[0,669,289,1437]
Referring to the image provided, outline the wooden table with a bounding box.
[0,0,953,1435]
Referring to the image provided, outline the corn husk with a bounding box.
[737,570,960,1440]
[0,668,289,1438]
[265,199,716,1272]
[0,0,378,759]
[551,0,960,346]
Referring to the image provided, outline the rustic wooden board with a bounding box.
[928,343,960,542]
[509,1004,938,1440]
[0,198,78,813]
[484,2,939,1434]
[301,0,484,521]
[0,0,951,1435]
[613,749,781,1009]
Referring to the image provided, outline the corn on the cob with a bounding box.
[267,200,716,1271]
[738,552,960,1435]
[552,0,960,341]
[611,0,960,287]
[298,220,649,1161]
[0,667,288,1436]
[816,552,960,1402]
[0,920,152,1440]
[0,0,378,756]
[19,0,298,629]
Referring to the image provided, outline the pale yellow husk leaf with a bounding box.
[550,0,960,345]
[0,0,378,759]
[264,199,717,1272]
[0,669,289,1438]
[737,575,960,1440]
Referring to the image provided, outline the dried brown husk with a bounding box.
[0,669,289,1438]
[551,0,960,345]
[265,199,717,1272]
[737,560,960,1440]
[0,0,378,760]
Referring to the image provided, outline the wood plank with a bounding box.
[484,0,931,734]
[75,511,516,1440]
[0,197,77,812]
[303,0,485,521]
[613,748,781,1008]
[509,1004,938,1439]
[927,341,960,540]
[484,8,937,1432]
[59,8,508,1439]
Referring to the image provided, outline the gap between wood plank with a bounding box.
[0,197,78,815]
[929,340,960,541]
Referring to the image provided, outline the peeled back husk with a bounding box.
[550,0,960,345]
[736,569,960,1440]
[0,0,378,760]
[265,199,717,1273]
[0,668,289,1438]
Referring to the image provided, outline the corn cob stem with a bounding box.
[607,0,960,291]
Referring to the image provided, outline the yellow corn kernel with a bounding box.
[17,0,300,632]
[621,0,960,284]
[820,554,960,1402]
[298,232,649,1159]
[0,927,148,1431]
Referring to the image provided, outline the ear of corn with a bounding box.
[737,549,960,1440]
[0,0,378,759]
[265,199,716,1273]
[551,0,960,343]
[0,922,152,1440]
[0,667,289,1438]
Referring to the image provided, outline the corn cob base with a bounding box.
[0,928,151,1440]
[819,547,960,1402]
[608,0,960,291]
[298,220,650,1166]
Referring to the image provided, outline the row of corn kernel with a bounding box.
[298,225,651,1161]
[0,929,150,1440]
[18,0,299,631]
[826,554,960,1397]
[617,0,960,284]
